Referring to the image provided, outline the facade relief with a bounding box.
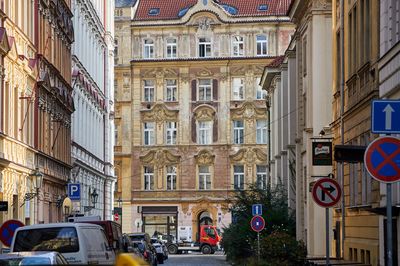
[141,103,179,125]
[195,149,215,165]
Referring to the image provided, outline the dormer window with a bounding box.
[198,37,212,58]
[178,7,190,17]
[148,8,160,16]
[222,4,238,15]
[258,5,268,11]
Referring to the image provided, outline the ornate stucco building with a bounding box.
[332,0,381,265]
[0,0,74,231]
[71,0,116,219]
[114,0,294,238]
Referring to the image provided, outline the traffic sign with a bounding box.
[0,201,8,212]
[364,136,400,183]
[114,213,119,221]
[68,183,81,200]
[312,178,342,208]
[372,100,400,134]
[252,204,262,216]
[0,220,24,247]
[250,215,265,232]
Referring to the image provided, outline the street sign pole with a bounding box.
[257,231,260,263]
[326,207,330,266]
[387,182,393,266]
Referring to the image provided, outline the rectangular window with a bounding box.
[232,36,244,56]
[144,122,155,145]
[234,165,245,190]
[144,166,154,191]
[232,78,244,100]
[198,79,212,101]
[198,121,212,145]
[233,120,244,144]
[166,166,177,190]
[256,119,267,144]
[256,165,267,189]
[199,165,211,190]
[198,37,211,58]
[256,35,267,55]
[166,121,177,145]
[143,39,154,59]
[165,79,177,102]
[256,77,266,99]
[166,38,177,58]
[143,80,154,102]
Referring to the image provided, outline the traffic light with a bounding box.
[334,145,366,163]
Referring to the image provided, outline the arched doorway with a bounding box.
[197,211,213,241]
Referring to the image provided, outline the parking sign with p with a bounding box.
[68,183,81,200]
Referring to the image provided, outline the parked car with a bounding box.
[10,223,115,265]
[0,251,68,265]
[132,241,157,266]
[122,233,144,259]
[150,238,168,264]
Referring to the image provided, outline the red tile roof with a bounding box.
[134,0,292,20]
[267,55,285,67]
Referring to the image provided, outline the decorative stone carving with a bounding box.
[231,101,266,121]
[196,68,213,77]
[141,103,178,123]
[195,150,215,165]
[193,105,215,121]
[140,149,180,165]
[230,148,267,163]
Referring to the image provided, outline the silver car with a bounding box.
[0,251,68,265]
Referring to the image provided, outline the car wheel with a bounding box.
[201,245,212,254]
[168,244,178,254]
[211,250,215,254]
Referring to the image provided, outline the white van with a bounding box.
[10,223,116,265]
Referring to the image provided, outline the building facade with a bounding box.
[0,0,74,229]
[261,0,333,257]
[71,0,115,219]
[332,0,381,265]
[114,0,293,238]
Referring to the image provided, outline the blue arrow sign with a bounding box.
[372,100,400,134]
[252,204,262,216]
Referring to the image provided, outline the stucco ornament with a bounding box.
[195,150,215,165]
[194,105,215,121]
[140,149,180,165]
[231,101,266,121]
[230,148,268,163]
[142,103,178,123]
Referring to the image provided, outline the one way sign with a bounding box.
[312,178,342,208]
[372,100,400,134]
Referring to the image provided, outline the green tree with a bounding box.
[221,183,305,265]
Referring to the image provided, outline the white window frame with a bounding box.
[256,119,267,144]
[166,121,177,145]
[143,80,154,102]
[234,165,245,190]
[233,120,244,144]
[144,166,154,191]
[199,165,211,190]
[197,120,212,145]
[256,35,268,56]
[232,36,244,56]
[165,79,177,102]
[143,122,155,145]
[232,78,244,100]
[256,165,267,189]
[198,37,212,58]
[198,79,212,101]
[256,77,266,99]
[166,38,177,58]
[143,39,154,59]
[166,165,177,190]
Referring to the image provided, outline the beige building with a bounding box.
[114,0,294,238]
[332,0,381,265]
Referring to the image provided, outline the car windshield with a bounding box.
[0,257,52,266]
[129,235,145,242]
[13,227,79,253]
[133,242,145,252]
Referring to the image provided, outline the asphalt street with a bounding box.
[163,252,230,266]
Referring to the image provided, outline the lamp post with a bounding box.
[30,168,43,224]
[84,188,99,213]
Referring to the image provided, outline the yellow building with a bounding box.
[114,0,294,238]
[331,0,381,265]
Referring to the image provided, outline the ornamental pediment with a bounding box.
[141,103,179,122]
[193,105,215,121]
[231,101,266,120]
[230,148,267,163]
[141,68,178,79]
[140,149,181,165]
[195,149,215,165]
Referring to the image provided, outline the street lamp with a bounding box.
[25,168,43,201]
[84,189,98,212]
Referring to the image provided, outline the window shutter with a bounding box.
[213,117,218,142]
[213,79,218,100]
[191,80,197,101]
[191,117,197,143]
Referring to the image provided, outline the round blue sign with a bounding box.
[250,215,265,232]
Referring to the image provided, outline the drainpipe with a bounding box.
[103,0,107,220]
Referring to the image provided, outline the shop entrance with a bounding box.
[142,206,178,243]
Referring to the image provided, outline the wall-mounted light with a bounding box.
[24,168,43,201]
